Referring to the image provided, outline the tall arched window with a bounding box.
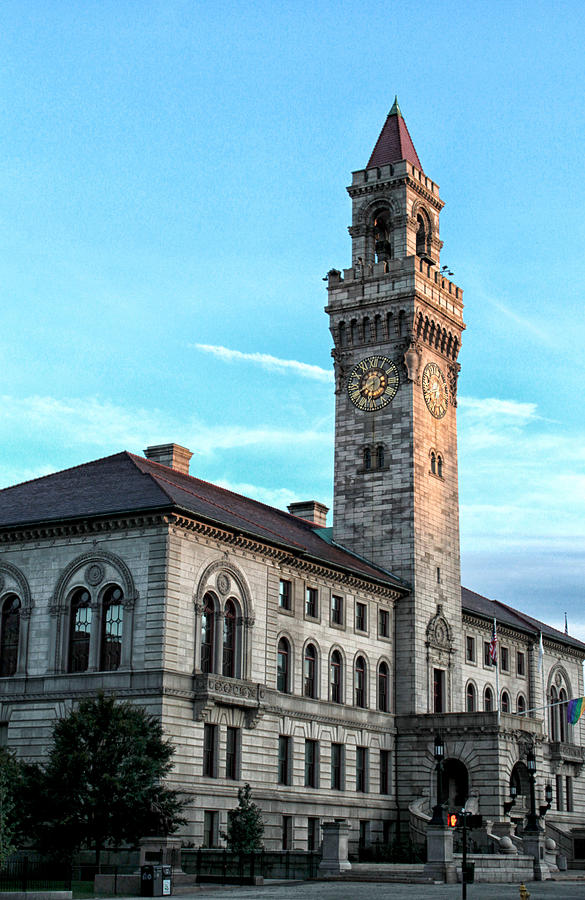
[374,315,382,341]
[437,455,443,478]
[501,690,510,713]
[376,445,385,468]
[0,595,20,677]
[201,593,215,674]
[362,317,370,342]
[517,694,527,715]
[304,644,317,698]
[416,213,429,257]
[484,686,494,712]
[350,320,358,344]
[550,686,559,740]
[363,447,371,470]
[378,662,389,712]
[466,682,476,712]
[559,688,568,742]
[355,655,366,708]
[430,451,436,475]
[68,589,92,673]
[330,650,342,703]
[100,585,124,671]
[339,322,347,347]
[223,599,237,677]
[277,638,290,693]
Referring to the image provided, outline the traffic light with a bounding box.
[446,811,483,829]
[447,812,461,828]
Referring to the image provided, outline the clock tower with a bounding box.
[325,100,466,715]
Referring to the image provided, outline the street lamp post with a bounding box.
[430,734,445,826]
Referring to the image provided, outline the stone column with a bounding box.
[424,825,457,883]
[318,820,352,875]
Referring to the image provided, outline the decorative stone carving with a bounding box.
[0,576,4,594]
[404,341,422,383]
[193,674,265,729]
[426,604,453,650]
[216,572,230,595]
[447,363,460,407]
[86,563,105,586]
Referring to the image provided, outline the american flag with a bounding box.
[489,618,498,664]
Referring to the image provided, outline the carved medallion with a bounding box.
[86,563,105,586]
[216,573,231,595]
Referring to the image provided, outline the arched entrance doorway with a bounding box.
[510,761,530,798]
[440,758,469,809]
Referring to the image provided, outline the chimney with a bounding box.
[287,500,329,528]
[144,443,193,475]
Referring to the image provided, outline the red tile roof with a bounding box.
[367,99,422,170]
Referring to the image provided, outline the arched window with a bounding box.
[437,455,443,478]
[68,589,92,673]
[223,599,237,677]
[374,315,382,341]
[355,655,366,708]
[559,688,568,742]
[0,595,20,677]
[416,214,428,257]
[550,685,558,740]
[350,320,358,345]
[373,213,391,263]
[466,682,476,712]
[484,686,494,712]
[339,322,347,347]
[363,447,371,470]
[501,690,510,713]
[100,585,124,671]
[376,445,385,468]
[378,662,389,712]
[430,451,436,475]
[386,312,393,340]
[362,317,370,342]
[277,638,290,693]
[201,593,215,674]
[330,650,342,703]
[304,644,317,698]
[517,694,527,715]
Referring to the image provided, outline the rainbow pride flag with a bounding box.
[567,697,585,725]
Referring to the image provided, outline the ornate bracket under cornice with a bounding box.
[193,673,266,729]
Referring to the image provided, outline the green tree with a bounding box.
[222,783,264,852]
[32,693,186,865]
[0,749,20,866]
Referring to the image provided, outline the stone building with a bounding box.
[0,101,584,861]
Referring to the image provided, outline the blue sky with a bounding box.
[1,1,584,636]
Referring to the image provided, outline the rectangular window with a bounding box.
[359,820,370,848]
[331,743,344,790]
[203,724,217,778]
[278,735,291,785]
[379,749,391,795]
[517,651,526,676]
[305,739,318,788]
[305,587,318,618]
[379,608,389,638]
[466,636,475,663]
[484,641,493,667]
[355,602,367,632]
[203,810,218,847]
[566,775,574,812]
[279,579,292,610]
[0,723,7,748]
[501,646,509,672]
[282,815,292,850]
[356,746,368,793]
[433,669,445,713]
[556,774,564,811]
[331,594,343,626]
[226,726,239,780]
[307,817,320,851]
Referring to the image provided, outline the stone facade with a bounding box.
[0,105,584,862]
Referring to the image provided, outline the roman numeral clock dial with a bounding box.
[422,362,448,419]
[347,356,399,411]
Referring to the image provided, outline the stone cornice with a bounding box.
[0,512,167,544]
[462,612,585,661]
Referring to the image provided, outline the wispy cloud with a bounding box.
[193,344,333,383]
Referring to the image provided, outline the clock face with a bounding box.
[347,356,399,412]
[422,362,448,419]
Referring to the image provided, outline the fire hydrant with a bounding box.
[519,884,530,900]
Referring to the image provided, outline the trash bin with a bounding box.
[141,865,172,897]
[463,862,475,884]
[141,865,155,897]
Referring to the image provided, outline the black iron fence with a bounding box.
[0,857,72,892]
[181,848,320,882]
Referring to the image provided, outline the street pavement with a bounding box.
[143,876,585,899]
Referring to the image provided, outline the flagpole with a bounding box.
[493,617,500,725]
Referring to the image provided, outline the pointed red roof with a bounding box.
[367,97,422,170]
